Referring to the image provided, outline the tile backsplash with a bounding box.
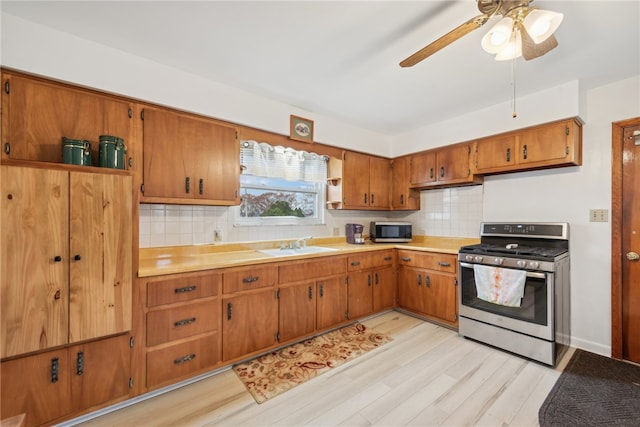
[139,185,484,248]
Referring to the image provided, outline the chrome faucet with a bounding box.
[294,236,312,249]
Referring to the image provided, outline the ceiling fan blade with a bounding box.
[519,22,558,60]
[400,15,489,67]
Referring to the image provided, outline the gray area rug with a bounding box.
[539,349,640,426]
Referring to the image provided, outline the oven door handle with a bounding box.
[459,262,547,279]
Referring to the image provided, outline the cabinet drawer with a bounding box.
[347,250,394,271]
[147,274,219,307]
[146,333,219,388]
[147,300,219,347]
[223,265,277,293]
[278,255,347,284]
[397,250,457,273]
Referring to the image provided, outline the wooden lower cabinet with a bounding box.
[143,271,221,390]
[346,250,395,320]
[278,281,316,343]
[316,275,348,330]
[373,266,395,312]
[1,334,130,427]
[397,250,458,327]
[222,289,278,361]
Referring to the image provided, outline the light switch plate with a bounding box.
[589,209,609,222]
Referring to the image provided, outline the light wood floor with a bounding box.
[74,312,573,427]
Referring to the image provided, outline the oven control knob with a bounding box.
[465,255,474,262]
[494,258,504,265]
[474,256,483,263]
[529,261,540,269]
[516,260,527,268]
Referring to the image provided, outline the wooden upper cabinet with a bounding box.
[410,143,480,189]
[141,106,240,205]
[341,151,390,209]
[473,117,583,174]
[517,118,582,166]
[391,156,420,210]
[475,134,517,173]
[409,151,436,186]
[1,71,135,166]
[1,165,133,358]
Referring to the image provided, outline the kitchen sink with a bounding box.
[258,246,338,257]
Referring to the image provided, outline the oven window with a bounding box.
[460,265,548,325]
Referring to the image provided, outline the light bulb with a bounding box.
[495,29,522,61]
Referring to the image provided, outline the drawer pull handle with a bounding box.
[384,256,392,261]
[242,276,260,283]
[174,354,196,365]
[438,262,451,267]
[401,257,411,262]
[351,261,361,266]
[175,285,197,294]
[174,317,196,327]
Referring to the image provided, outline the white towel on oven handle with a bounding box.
[473,264,527,307]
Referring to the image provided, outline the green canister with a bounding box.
[99,135,126,169]
[62,137,92,166]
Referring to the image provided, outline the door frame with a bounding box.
[611,117,640,359]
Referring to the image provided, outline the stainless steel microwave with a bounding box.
[370,221,412,243]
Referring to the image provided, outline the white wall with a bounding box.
[0,13,392,156]
[3,11,640,357]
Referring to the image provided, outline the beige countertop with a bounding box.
[138,236,480,278]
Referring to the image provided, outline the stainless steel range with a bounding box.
[458,222,570,366]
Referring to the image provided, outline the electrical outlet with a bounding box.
[589,209,609,222]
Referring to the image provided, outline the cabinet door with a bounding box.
[369,156,391,209]
[316,276,347,330]
[1,349,72,427]
[423,273,458,324]
[192,122,239,202]
[142,107,193,199]
[222,289,278,360]
[409,151,437,186]
[475,135,517,172]
[69,172,132,343]
[373,266,395,312]
[397,268,423,313]
[391,156,419,210]
[142,107,239,203]
[437,144,471,183]
[341,151,370,208]
[1,166,69,358]
[2,72,135,164]
[518,121,573,165]
[70,334,131,411]
[348,270,373,319]
[279,281,316,342]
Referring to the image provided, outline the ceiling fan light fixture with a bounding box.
[523,9,563,43]
[481,16,514,53]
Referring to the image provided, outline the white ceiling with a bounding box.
[2,1,639,136]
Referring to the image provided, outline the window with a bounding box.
[236,141,328,226]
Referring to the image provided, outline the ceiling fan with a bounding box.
[400,0,564,67]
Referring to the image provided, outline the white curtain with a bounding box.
[240,140,328,182]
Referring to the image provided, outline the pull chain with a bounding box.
[511,54,517,118]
